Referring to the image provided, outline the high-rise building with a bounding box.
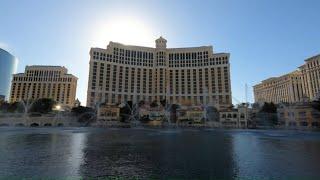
[10,66,78,107]
[299,54,320,100]
[87,37,232,109]
[253,71,304,104]
[254,54,320,104]
[0,48,18,100]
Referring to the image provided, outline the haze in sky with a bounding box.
[1,0,320,105]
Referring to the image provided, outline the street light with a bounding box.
[55,105,61,111]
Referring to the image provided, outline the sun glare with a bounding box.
[92,17,155,47]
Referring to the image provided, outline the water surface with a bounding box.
[0,127,319,179]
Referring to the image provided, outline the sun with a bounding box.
[91,17,155,47]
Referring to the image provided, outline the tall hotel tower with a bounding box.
[87,37,232,109]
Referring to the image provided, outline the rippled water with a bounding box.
[0,127,319,179]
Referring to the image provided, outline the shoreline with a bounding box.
[1,123,319,132]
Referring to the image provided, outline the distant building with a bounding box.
[219,104,248,128]
[139,105,165,121]
[0,48,18,100]
[253,71,303,104]
[254,54,320,104]
[10,66,78,107]
[278,101,320,129]
[87,37,232,109]
[299,54,320,101]
[97,104,120,121]
[177,106,205,123]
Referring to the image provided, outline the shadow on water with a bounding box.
[79,129,236,179]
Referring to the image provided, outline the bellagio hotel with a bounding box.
[87,37,232,109]
[10,66,78,107]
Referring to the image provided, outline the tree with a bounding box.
[126,101,133,109]
[260,102,277,113]
[228,104,234,109]
[119,104,131,122]
[30,98,55,114]
[138,100,145,107]
[259,102,278,126]
[71,106,94,115]
[160,99,166,107]
[311,100,320,111]
[71,106,95,124]
[206,106,219,121]
[7,102,22,113]
[0,102,10,113]
[150,101,158,108]
[169,104,180,123]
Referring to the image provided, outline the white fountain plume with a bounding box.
[163,84,173,126]
[19,88,35,123]
[201,86,209,122]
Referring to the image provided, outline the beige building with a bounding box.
[177,106,205,123]
[10,66,78,107]
[278,102,320,129]
[254,54,320,104]
[219,104,248,128]
[299,54,320,100]
[253,70,304,104]
[87,37,232,109]
[97,104,120,121]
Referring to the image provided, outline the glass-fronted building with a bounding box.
[0,48,18,100]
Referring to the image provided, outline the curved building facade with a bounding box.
[87,37,232,109]
[0,48,18,100]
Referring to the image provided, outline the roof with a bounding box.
[305,54,320,62]
[0,48,13,56]
[26,65,66,68]
[98,38,219,52]
[156,36,167,42]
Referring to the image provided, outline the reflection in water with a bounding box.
[80,129,235,179]
[68,132,87,177]
[0,128,320,179]
[0,128,88,178]
[232,130,320,179]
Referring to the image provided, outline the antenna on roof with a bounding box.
[245,83,248,104]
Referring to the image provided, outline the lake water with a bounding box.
[0,127,319,179]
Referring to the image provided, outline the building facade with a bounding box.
[0,48,18,100]
[253,70,304,104]
[97,104,120,121]
[177,106,205,123]
[254,54,320,104]
[87,37,232,109]
[219,104,248,128]
[299,54,320,101]
[278,102,320,129]
[10,66,78,107]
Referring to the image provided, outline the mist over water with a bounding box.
[0,127,319,179]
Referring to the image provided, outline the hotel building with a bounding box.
[299,54,320,100]
[10,66,78,107]
[0,48,18,100]
[253,71,304,104]
[87,37,232,108]
[254,54,320,104]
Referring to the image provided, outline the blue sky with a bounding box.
[1,0,320,105]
